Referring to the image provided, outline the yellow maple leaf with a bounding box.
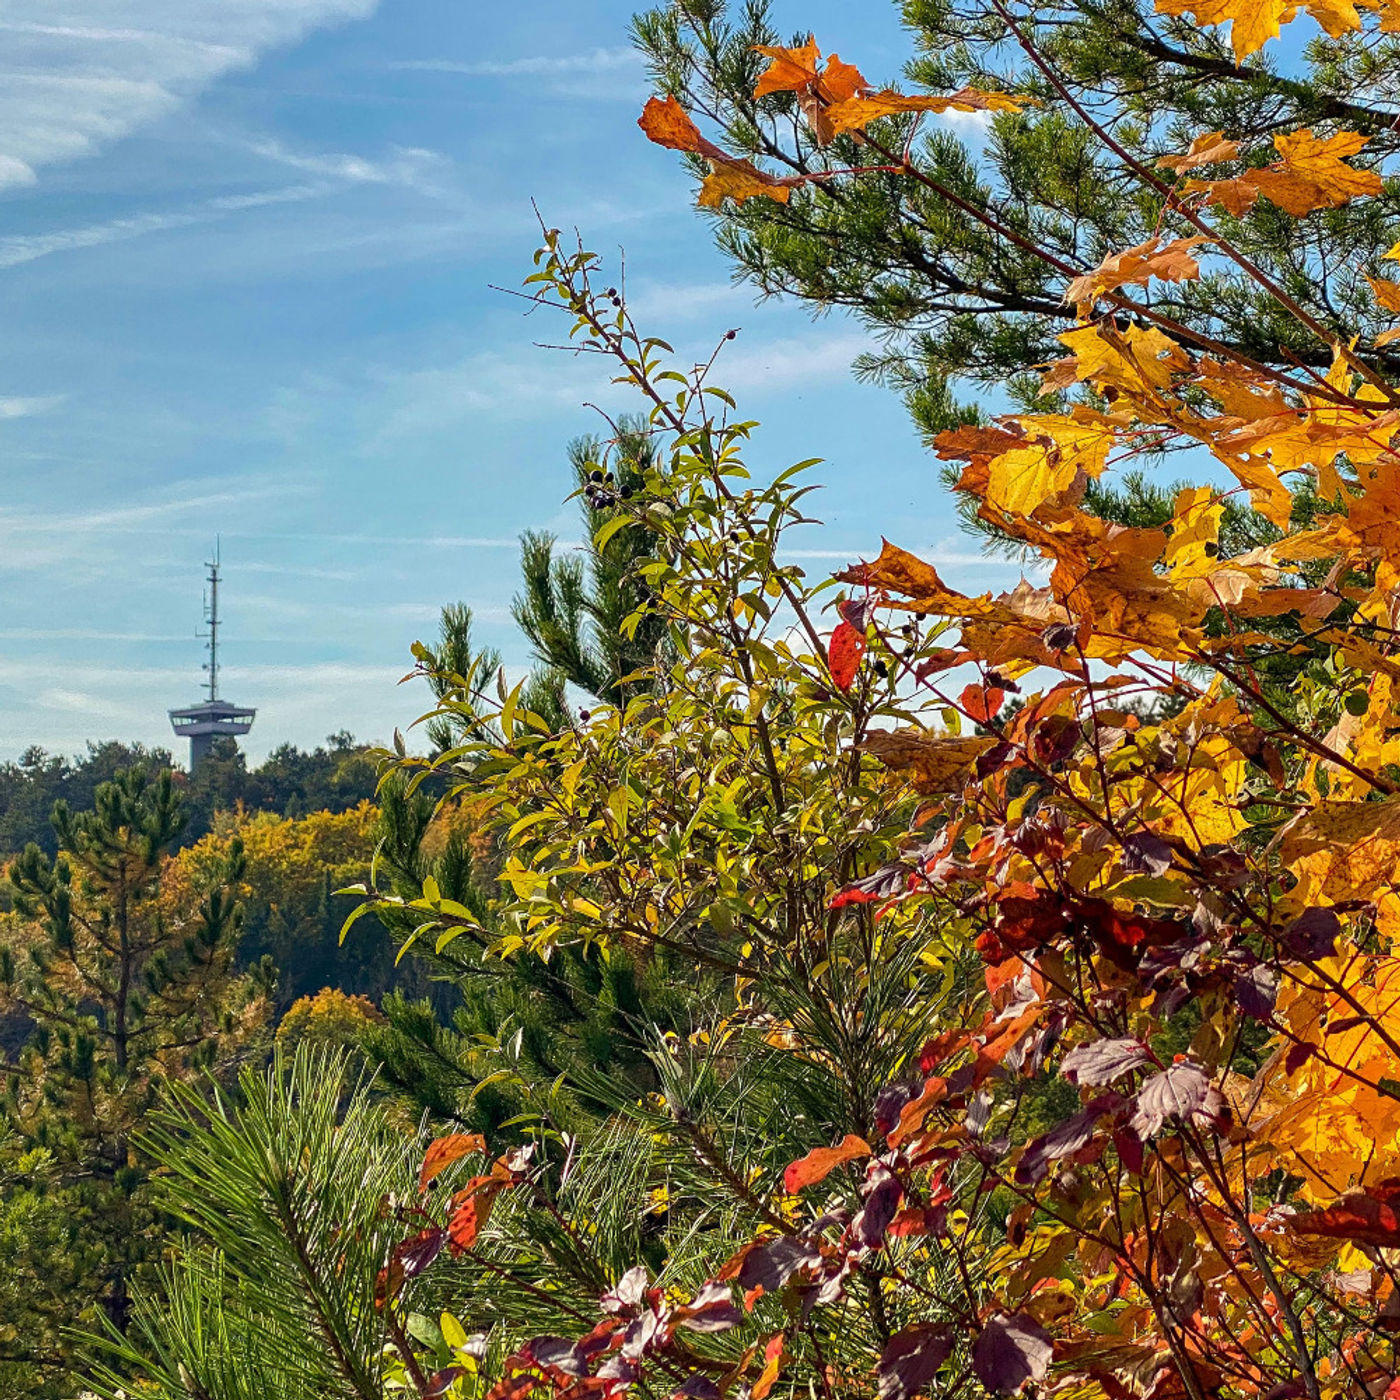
[1154,0,1362,59]
[1282,799,1400,936]
[1057,322,1191,396]
[1165,486,1225,580]
[1270,954,1400,1195]
[824,86,1025,137]
[984,413,1116,516]
[1370,276,1400,314]
[698,160,795,208]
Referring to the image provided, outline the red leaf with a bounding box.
[1293,1178,1400,1246]
[960,682,1006,725]
[420,1132,487,1189]
[782,1133,871,1192]
[887,1076,949,1148]
[828,620,866,690]
[751,1333,786,1400]
[447,1175,504,1254]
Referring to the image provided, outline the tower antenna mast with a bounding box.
[169,539,255,770]
[203,538,221,704]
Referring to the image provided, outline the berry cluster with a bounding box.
[584,468,633,511]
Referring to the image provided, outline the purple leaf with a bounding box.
[1130,1059,1228,1140]
[528,1337,586,1376]
[395,1226,445,1279]
[620,1307,665,1361]
[878,1323,953,1400]
[1014,1106,1102,1186]
[972,1313,1052,1393]
[735,1235,821,1293]
[673,1381,720,1400]
[426,1368,467,1398]
[678,1280,742,1334]
[1060,1037,1151,1086]
[1121,831,1173,877]
[1283,907,1339,961]
[850,1165,903,1251]
[1234,964,1278,1020]
[874,1080,922,1137]
[602,1264,648,1314]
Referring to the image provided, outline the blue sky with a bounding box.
[0,0,1027,764]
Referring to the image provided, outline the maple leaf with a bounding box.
[1370,275,1400,313]
[1291,1178,1400,1246]
[1062,236,1207,311]
[1280,798,1400,935]
[859,729,996,794]
[638,94,707,153]
[1153,0,1364,60]
[1157,130,1241,173]
[825,86,1025,138]
[638,95,797,207]
[753,41,866,102]
[1055,322,1191,395]
[698,161,796,208]
[1186,128,1381,218]
[752,40,867,144]
[979,411,1118,517]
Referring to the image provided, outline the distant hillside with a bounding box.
[0,732,381,859]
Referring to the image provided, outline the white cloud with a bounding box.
[0,1,380,189]
[390,46,636,78]
[0,184,326,269]
[0,393,64,418]
[245,136,448,195]
[711,331,871,393]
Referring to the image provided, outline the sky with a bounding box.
[0,0,1029,765]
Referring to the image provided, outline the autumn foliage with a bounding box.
[112,8,1400,1400]
[388,14,1400,1400]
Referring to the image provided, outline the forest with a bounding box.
[6,0,1400,1397]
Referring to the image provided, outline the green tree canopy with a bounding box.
[633,0,1400,438]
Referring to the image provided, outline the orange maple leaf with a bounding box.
[638,95,797,207]
[824,86,1025,138]
[1062,235,1207,311]
[1157,130,1241,174]
[1185,128,1381,218]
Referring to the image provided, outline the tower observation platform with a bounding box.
[169,543,255,771]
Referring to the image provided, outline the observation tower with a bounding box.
[169,542,255,771]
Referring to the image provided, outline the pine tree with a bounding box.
[632,0,1400,439]
[361,776,694,1136]
[512,419,672,728]
[0,767,270,1356]
[418,418,672,748]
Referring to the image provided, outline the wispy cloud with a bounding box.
[390,46,636,78]
[0,394,64,419]
[246,136,448,196]
[0,185,326,270]
[0,0,380,189]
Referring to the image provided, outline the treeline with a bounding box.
[0,733,379,858]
